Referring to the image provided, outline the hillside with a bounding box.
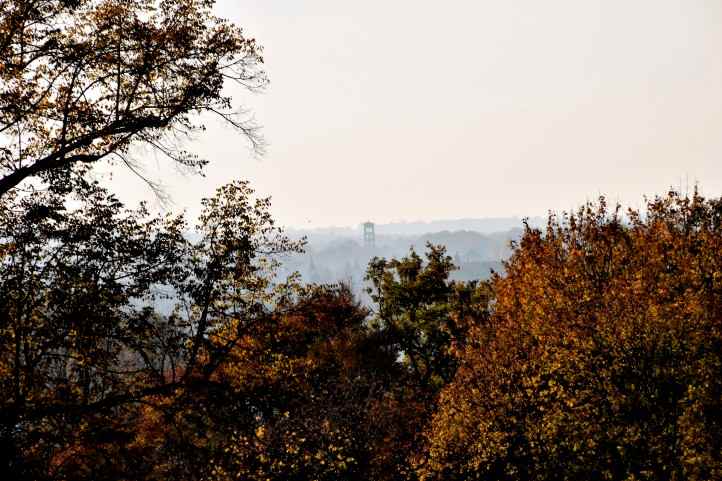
[278,224,527,300]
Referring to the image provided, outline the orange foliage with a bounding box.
[422,192,722,480]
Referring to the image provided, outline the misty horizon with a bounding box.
[99,0,722,227]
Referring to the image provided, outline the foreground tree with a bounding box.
[183,246,489,481]
[202,284,387,481]
[422,192,722,481]
[0,0,265,197]
[0,180,300,479]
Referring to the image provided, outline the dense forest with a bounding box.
[3,2,722,480]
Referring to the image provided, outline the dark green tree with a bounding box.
[365,243,486,390]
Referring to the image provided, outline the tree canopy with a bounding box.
[0,0,265,197]
[0,179,301,478]
[421,193,722,481]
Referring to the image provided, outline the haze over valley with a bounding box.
[279,217,544,300]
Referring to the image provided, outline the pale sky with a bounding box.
[107,0,722,228]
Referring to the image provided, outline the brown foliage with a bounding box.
[0,180,300,479]
[201,280,446,481]
[422,192,722,481]
[0,0,264,197]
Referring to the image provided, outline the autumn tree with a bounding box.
[0,0,265,197]
[114,281,421,481]
[0,179,300,479]
[421,192,722,481]
[200,283,383,481]
[183,246,491,481]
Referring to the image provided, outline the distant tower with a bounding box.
[363,221,375,248]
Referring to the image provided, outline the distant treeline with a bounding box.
[279,228,519,301]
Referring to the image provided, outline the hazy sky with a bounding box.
[107,0,722,228]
